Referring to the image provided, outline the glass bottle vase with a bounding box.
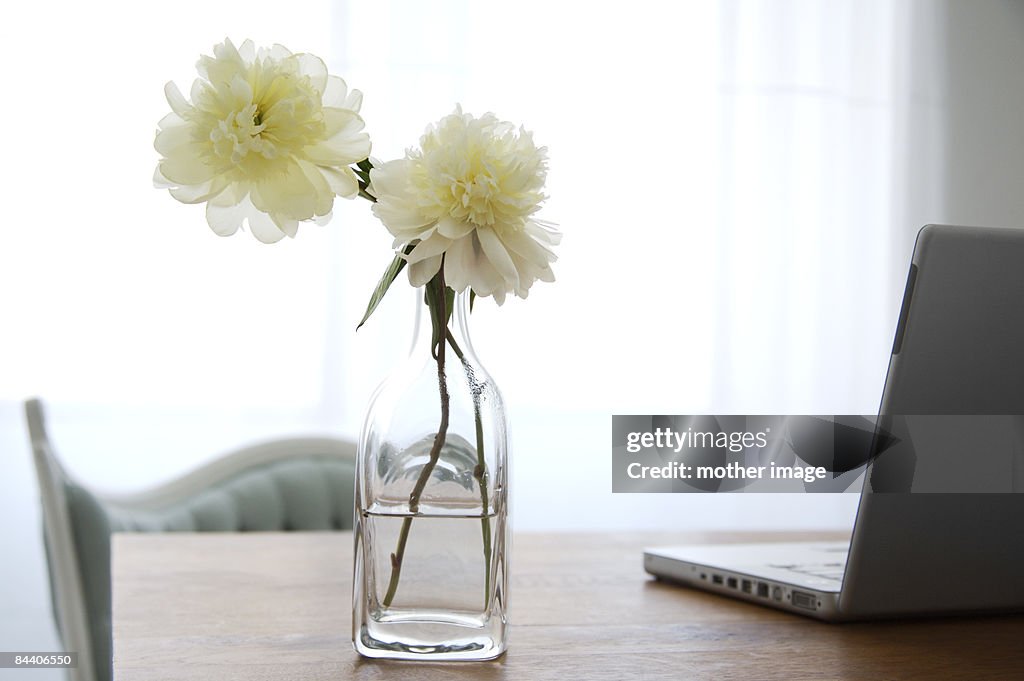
[353,287,510,660]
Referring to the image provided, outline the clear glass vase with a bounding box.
[353,285,510,660]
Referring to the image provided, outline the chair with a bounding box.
[24,398,356,681]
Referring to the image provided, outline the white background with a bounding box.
[3,0,1024,670]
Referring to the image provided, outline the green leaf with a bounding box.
[470,289,476,312]
[357,158,374,173]
[444,287,455,326]
[425,275,444,356]
[423,276,459,358]
[357,245,415,330]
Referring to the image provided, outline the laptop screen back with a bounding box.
[841,225,1024,617]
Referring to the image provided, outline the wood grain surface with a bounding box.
[112,531,1024,680]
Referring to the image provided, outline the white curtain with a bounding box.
[1,0,944,515]
[707,0,946,414]
[327,0,945,531]
[331,0,947,420]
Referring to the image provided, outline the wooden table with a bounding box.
[112,531,1024,680]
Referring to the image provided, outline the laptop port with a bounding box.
[700,573,706,580]
[757,582,769,598]
[712,574,723,585]
[741,579,752,594]
[792,590,817,610]
[772,586,783,601]
[726,577,738,589]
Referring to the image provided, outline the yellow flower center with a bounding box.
[210,104,276,164]
[193,63,325,180]
[411,113,546,233]
[449,172,500,226]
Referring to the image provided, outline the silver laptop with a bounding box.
[644,224,1024,621]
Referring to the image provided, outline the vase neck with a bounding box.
[409,288,477,361]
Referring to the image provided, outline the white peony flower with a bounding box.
[154,39,371,243]
[370,107,560,304]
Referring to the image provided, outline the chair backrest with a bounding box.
[25,398,97,681]
[24,398,357,681]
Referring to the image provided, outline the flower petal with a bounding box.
[322,75,349,108]
[445,232,504,298]
[408,254,443,286]
[252,160,317,220]
[208,182,248,207]
[206,196,249,236]
[322,107,363,138]
[237,39,256,63]
[436,216,474,239]
[405,232,451,264]
[170,175,228,204]
[319,166,359,198]
[154,123,193,156]
[444,234,475,292]
[305,134,371,165]
[506,248,555,283]
[190,78,210,106]
[246,207,286,243]
[164,82,191,117]
[526,219,562,247]
[502,223,557,264]
[293,53,328,94]
[368,159,410,197]
[345,88,364,112]
[215,37,243,62]
[373,199,435,241]
[271,213,299,238]
[157,112,185,130]
[159,145,216,185]
[229,74,253,106]
[153,165,175,189]
[477,227,520,290]
[370,161,436,239]
[306,110,370,164]
[296,160,335,217]
[268,43,292,60]
[198,39,245,86]
[323,76,362,111]
[471,255,505,297]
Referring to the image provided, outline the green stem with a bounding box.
[381,273,450,608]
[382,516,412,606]
[445,329,493,609]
